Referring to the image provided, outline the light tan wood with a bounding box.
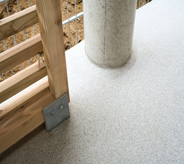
[0,77,55,154]
[0,61,47,104]
[0,77,48,120]
[36,0,69,99]
[0,34,42,75]
[0,5,38,40]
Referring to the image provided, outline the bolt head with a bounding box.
[50,111,54,116]
[60,105,64,110]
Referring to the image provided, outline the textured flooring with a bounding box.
[1,0,184,163]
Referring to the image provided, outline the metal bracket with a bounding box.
[43,93,70,132]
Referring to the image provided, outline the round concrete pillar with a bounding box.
[84,0,137,68]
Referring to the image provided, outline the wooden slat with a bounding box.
[0,5,38,40]
[0,77,56,154]
[0,61,47,104]
[0,34,42,75]
[0,77,48,120]
[36,0,69,99]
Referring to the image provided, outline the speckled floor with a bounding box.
[1,0,184,163]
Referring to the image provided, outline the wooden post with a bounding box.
[35,0,69,99]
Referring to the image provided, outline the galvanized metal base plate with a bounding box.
[43,93,70,132]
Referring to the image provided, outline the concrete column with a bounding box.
[84,0,137,68]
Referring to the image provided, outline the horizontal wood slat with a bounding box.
[0,61,47,104]
[0,77,55,154]
[0,77,48,120]
[0,34,42,75]
[0,5,38,41]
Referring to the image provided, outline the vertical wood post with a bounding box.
[35,0,69,99]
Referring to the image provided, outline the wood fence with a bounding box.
[0,0,69,154]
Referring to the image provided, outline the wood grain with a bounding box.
[0,5,38,40]
[0,34,42,75]
[0,77,55,154]
[0,77,48,120]
[36,0,69,99]
[0,61,47,104]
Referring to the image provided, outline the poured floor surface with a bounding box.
[1,0,184,163]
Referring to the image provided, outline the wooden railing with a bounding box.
[0,0,69,154]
